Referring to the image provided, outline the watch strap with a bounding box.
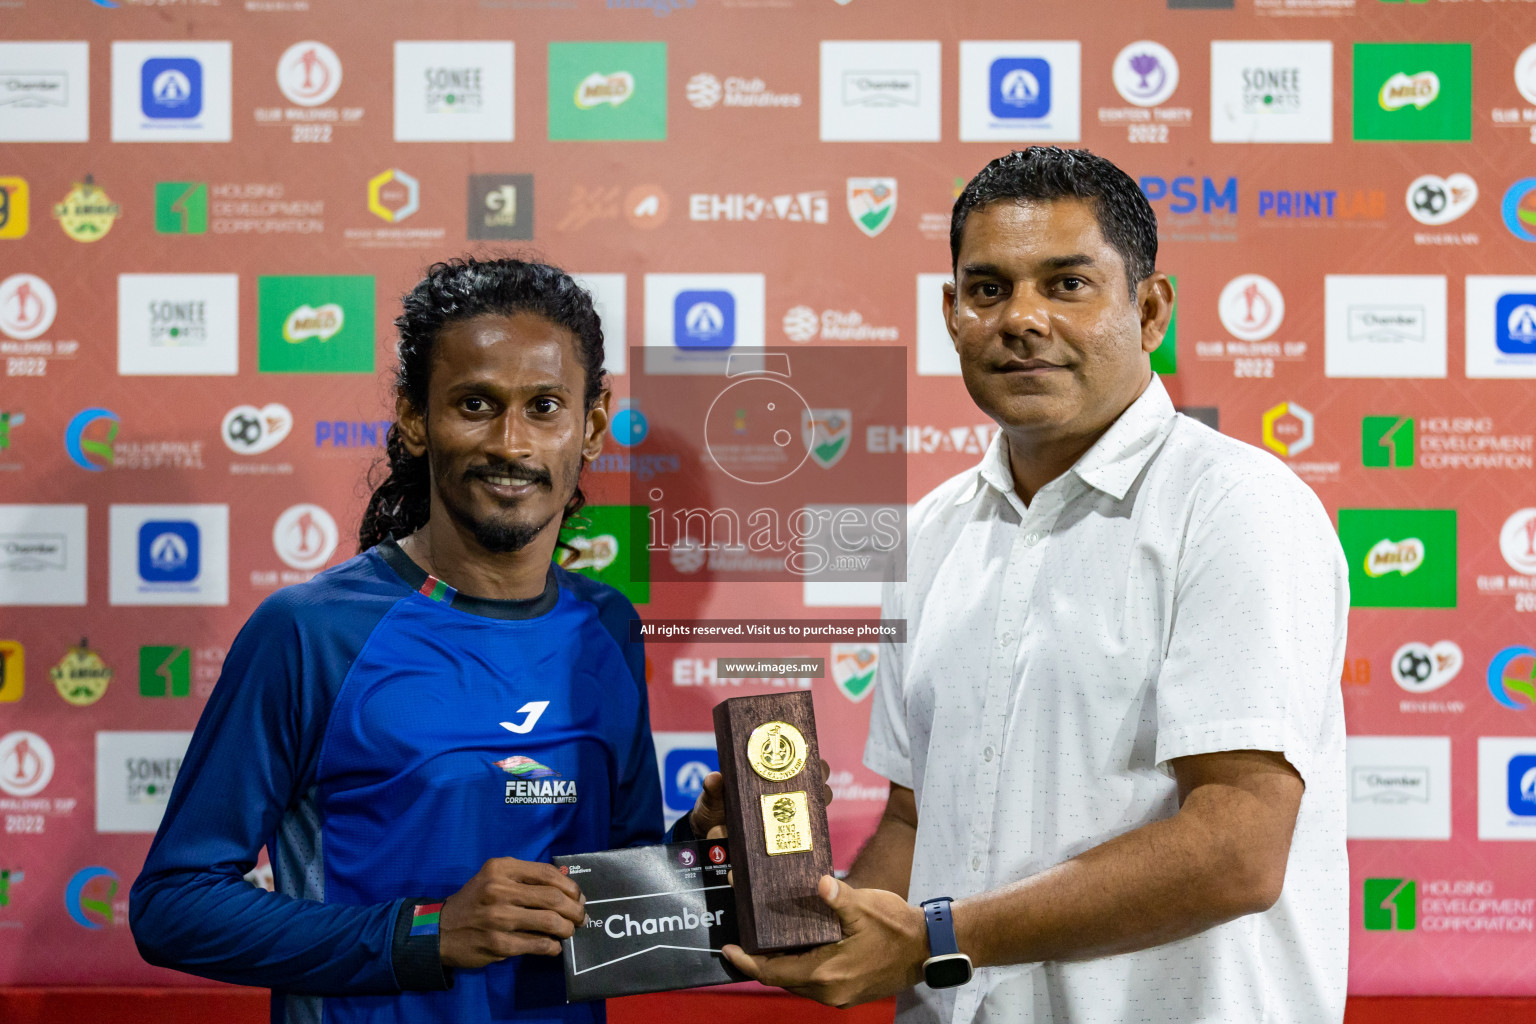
[920,897,960,958]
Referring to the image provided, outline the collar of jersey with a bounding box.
[377,536,560,621]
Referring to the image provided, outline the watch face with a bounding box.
[924,954,973,989]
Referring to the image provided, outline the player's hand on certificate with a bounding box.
[721,876,926,1008]
[439,857,587,967]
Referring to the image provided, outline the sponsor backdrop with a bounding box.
[1,0,1534,1000]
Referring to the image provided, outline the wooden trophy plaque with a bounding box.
[712,691,841,954]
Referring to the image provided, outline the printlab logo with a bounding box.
[64,867,118,929]
[155,182,208,234]
[1502,180,1536,243]
[1362,416,1414,467]
[0,273,57,340]
[1113,41,1179,107]
[273,504,339,572]
[1488,647,1536,710]
[367,168,419,223]
[1500,508,1536,576]
[1406,173,1476,226]
[468,174,533,240]
[222,404,292,455]
[257,275,375,374]
[139,645,190,697]
[1363,878,1416,931]
[65,408,118,471]
[1353,43,1472,142]
[0,177,29,239]
[1337,508,1456,608]
[1391,640,1462,693]
[1260,401,1313,457]
[847,178,896,237]
[1217,274,1284,341]
[278,41,342,107]
[674,290,735,349]
[0,731,53,797]
[547,42,667,141]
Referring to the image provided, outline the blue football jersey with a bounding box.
[130,538,664,1024]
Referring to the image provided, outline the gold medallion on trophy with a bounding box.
[746,721,807,782]
[760,792,813,855]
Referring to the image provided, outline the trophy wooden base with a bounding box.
[712,691,842,954]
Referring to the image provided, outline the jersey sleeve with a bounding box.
[129,589,449,994]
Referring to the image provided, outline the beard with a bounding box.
[430,443,585,555]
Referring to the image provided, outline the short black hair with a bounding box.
[950,147,1158,299]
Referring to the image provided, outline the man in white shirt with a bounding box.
[721,147,1349,1022]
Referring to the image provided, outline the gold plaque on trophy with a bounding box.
[760,792,813,855]
[746,721,807,783]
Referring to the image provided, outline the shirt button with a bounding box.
[971,856,981,871]
[999,632,1013,648]
[983,746,994,762]
[1023,531,1042,546]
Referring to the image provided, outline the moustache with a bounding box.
[465,462,553,488]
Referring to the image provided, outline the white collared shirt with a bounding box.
[865,376,1349,1024]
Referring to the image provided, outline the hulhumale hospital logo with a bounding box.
[64,866,118,929]
[1502,179,1536,242]
[64,408,118,470]
[1487,646,1536,709]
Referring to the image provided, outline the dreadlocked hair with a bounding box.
[357,256,607,552]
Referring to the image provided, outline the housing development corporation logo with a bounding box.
[548,42,666,141]
[155,182,208,234]
[1353,43,1472,141]
[1487,646,1536,710]
[1363,878,1416,931]
[1337,508,1456,608]
[1362,416,1414,467]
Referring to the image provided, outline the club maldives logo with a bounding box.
[846,178,896,237]
[64,408,118,471]
[64,866,118,929]
[1488,646,1536,709]
[0,731,54,797]
[1218,274,1284,342]
[0,274,56,340]
[1337,508,1456,608]
[497,755,578,804]
[277,41,342,107]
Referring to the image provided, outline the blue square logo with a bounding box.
[674,290,736,350]
[1495,293,1536,355]
[1508,754,1536,817]
[989,58,1051,120]
[141,58,203,120]
[138,521,200,583]
[663,746,718,814]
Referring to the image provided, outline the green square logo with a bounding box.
[258,275,376,374]
[548,42,667,141]
[1362,416,1414,467]
[1363,878,1416,931]
[1151,275,1177,375]
[139,645,190,697]
[1338,508,1456,608]
[1353,43,1472,141]
[155,182,207,234]
[556,505,650,604]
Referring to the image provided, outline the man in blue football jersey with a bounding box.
[131,258,726,1024]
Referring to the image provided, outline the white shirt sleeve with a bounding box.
[863,575,914,789]
[1153,467,1349,786]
